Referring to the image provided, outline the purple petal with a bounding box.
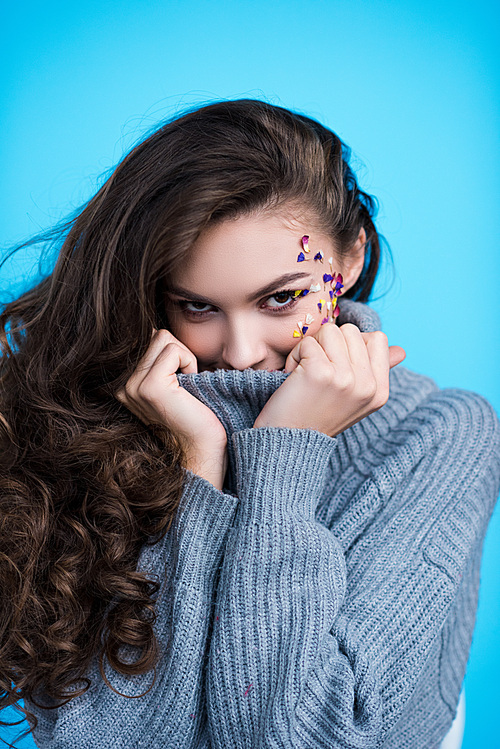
[301,289,309,296]
[297,252,305,262]
[301,325,309,334]
[323,273,333,283]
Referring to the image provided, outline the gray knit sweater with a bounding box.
[27,299,500,749]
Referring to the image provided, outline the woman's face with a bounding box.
[164,209,360,372]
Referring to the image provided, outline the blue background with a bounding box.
[1,1,498,746]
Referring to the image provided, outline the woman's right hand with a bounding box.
[115,329,228,490]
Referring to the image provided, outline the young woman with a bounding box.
[1,99,498,749]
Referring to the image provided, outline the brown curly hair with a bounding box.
[0,97,389,745]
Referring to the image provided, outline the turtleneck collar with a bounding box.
[176,299,382,494]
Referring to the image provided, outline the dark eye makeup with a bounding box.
[169,288,303,319]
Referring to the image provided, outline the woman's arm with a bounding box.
[26,468,237,749]
[205,390,500,749]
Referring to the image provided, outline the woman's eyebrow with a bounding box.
[166,272,313,305]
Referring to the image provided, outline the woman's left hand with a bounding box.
[253,323,406,437]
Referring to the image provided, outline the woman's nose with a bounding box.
[221,318,268,371]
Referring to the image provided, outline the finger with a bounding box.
[121,344,199,425]
[360,334,406,369]
[283,335,330,374]
[284,322,355,374]
[389,345,406,368]
[115,387,126,403]
[147,340,198,377]
[114,386,143,421]
[128,329,197,391]
[137,343,196,403]
[361,332,390,404]
[326,322,372,371]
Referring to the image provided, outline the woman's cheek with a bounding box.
[285,302,325,344]
[177,322,220,360]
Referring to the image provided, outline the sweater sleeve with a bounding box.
[26,469,239,749]
[205,392,500,749]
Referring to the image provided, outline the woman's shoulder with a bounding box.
[381,366,500,495]
[347,363,500,482]
[389,364,500,437]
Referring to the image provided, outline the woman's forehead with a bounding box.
[173,211,333,280]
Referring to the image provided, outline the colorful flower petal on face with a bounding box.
[331,296,338,310]
[328,256,333,266]
[314,251,323,262]
[329,289,334,299]
[333,304,340,318]
[293,289,303,298]
[305,313,314,324]
[301,289,309,296]
[326,301,332,310]
[323,273,333,283]
[309,282,321,292]
[293,320,304,338]
[301,325,309,334]
[297,252,306,262]
[301,235,310,253]
[321,317,329,324]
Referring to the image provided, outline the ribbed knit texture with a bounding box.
[25,299,500,749]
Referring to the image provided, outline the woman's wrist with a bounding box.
[185,442,228,491]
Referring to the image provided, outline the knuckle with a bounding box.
[373,386,390,408]
[312,364,334,387]
[339,322,359,333]
[360,377,377,401]
[301,335,320,351]
[372,330,388,344]
[123,381,136,399]
[334,370,355,392]
[137,377,159,400]
[156,329,178,347]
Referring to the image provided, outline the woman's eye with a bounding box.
[265,290,298,311]
[182,301,213,313]
[173,288,300,318]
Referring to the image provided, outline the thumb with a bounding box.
[389,345,406,368]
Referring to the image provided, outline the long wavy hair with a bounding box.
[0,98,389,744]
